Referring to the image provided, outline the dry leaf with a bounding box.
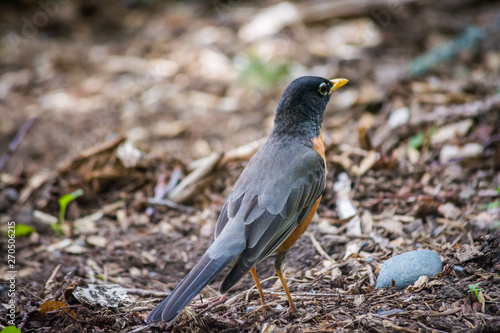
[407,275,429,292]
[38,301,75,317]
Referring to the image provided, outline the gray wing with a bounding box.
[211,138,325,292]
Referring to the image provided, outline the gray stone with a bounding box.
[376,249,442,289]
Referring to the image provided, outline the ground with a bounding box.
[0,1,499,332]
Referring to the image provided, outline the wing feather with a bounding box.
[214,137,326,292]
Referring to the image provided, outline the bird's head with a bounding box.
[274,76,348,134]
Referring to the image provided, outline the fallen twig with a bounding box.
[17,309,29,330]
[188,138,266,171]
[220,138,266,165]
[147,166,186,215]
[147,198,195,213]
[168,152,222,203]
[414,94,500,126]
[126,325,150,333]
[299,0,421,23]
[307,232,335,262]
[42,264,61,299]
[0,117,36,172]
[58,134,127,173]
[18,135,127,205]
[154,166,183,200]
[173,295,228,331]
[191,295,226,309]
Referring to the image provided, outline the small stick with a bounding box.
[42,264,61,298]
[147,198,195,213]
[174,295,227,330]
[17,310,29,330]
[168,152,221,203]
[127,325,150,333]
[0,117,36,172]
[147,166,184,216]
[191,295,226,309]
[163,165,183,197]
[307,232,335,262]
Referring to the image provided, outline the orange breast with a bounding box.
[311,132,325,160]
[311,132,327,174]
[277,196,322,252]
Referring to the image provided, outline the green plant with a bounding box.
[468,282,483,297]
[238,56,290,88]
[53,189,84,236]
[14,223,36,237]
[407,128,437,150]
[407,132,425,149]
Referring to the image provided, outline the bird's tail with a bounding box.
[145,252,234,324]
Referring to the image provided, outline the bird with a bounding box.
[146,76,348,324]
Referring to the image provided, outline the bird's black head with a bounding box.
[273,76,348,138]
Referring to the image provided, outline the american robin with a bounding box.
[146,76,348,324]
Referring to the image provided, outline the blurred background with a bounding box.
[0,0,499,332]
[1,0,498,172]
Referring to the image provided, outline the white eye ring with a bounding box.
[318,82,329,96]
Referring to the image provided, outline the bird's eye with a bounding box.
[318,82,329,96]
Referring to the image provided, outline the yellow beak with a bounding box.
[329,78,349,94]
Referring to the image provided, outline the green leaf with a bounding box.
[58,189,84,226]
[51,223,63,236]
[468,282,483,296]
[469,282,482,290]
[480,201,500,211]
[14,223,36,237]
[59,189,84,207]
[408,132,425,149]
[497,187,500,193]
[1,326,22,333]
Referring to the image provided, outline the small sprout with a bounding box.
[407,128,437,150]
[14,223,36,237]
[468,282,483,297]
[1,326,22,333]
[54,189,84,236]
[408,132,425,149]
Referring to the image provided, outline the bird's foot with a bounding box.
[257,304,274,314]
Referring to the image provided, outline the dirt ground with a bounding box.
[0,0,499,332]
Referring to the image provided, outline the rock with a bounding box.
[5,187,19,202]
[376,250,442,289]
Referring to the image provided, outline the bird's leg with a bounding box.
[275,251,297,313]
[250,267,266,306]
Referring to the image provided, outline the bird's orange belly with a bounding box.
[277,195,322,252]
